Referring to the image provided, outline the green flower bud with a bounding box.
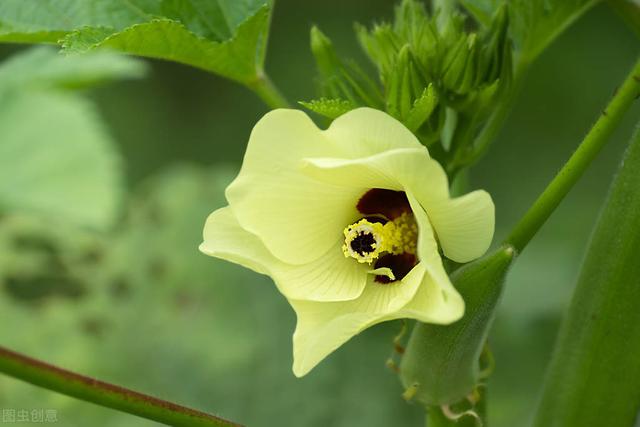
[399,245,516,406]
[458,35,480,94]
[404,83,438,133]
[310,26,338,78]
[307,0,514,167]
[310,26,384,108]
[386,45,428,120]
[479,4,510,84]
[441,34,468,92]
[356,23,400,81]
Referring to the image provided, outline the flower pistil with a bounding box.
[342,212,417,265]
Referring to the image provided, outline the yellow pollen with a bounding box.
[342,213,418,264]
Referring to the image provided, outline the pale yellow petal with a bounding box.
[199,206,275,275]
[406,192,441,265]
[225,109,363,265]
[300,148,420,190]
[301,147,449,202]
[201,207,368,302]
[324,107,424,158]
[403,193,465,323]
[425,190,495,263]
[271,240,368,302]
[231,109,335,175]
[291,263,426,377]
[398,154,450,203]
[396,271,464,324]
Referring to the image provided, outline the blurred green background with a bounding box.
[0,1,638,426]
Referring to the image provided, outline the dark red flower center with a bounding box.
[355,189,418,284]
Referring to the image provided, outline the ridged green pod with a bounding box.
[532,127,640,427]
[399,245,516,405]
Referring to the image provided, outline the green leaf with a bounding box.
[0,0,265,42]
[0,0,152,43]
[0,46,146,90]
[298,98,356,120]
[532,127,640,427]
[0,92,122,229]
[459,0,600,62]
[511,0,601,61]
[0,47,132,229]
[61,10,270,84]
[0,0,272,85]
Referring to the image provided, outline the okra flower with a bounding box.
[200,108,494,376]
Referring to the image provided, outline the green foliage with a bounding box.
[0,215,104,304]
[532,127,640,427]
[0,165,424,427]
[0,166,248,426]
[0,0,272,85]
[510,0,600,62]
[0,47,141,229]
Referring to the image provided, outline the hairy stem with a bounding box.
[0,346,241,427]
[247,72,290,109]
[505,57,640,253]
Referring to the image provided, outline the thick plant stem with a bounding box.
[505,57,640,253]
[247,72,290,109]
[0,346,241,427]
